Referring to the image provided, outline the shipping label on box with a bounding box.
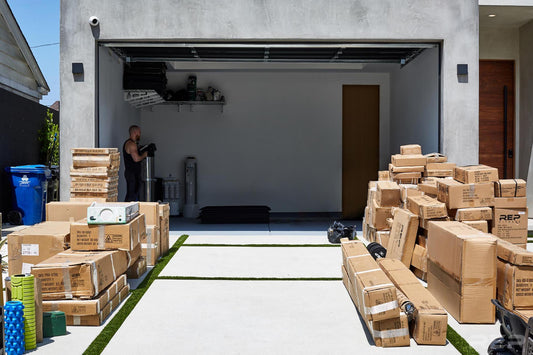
[376,181,401,207]
[494,179,527,197]
[455,165,499,184]
[70,214,145,251]
[387,209,419,267]
[8,221,71,276]
[391,154,427,167]
[406,195,447,219]
[453,207,493,221]
[400,144,422,155]
[378,258,447,345]
[437,180,494,209]
[492,208,528,245]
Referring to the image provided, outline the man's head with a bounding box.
[129,125,141,142]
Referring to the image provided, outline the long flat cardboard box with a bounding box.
[344,241,400,322]
[42,274,127,315]
[454,165,499,184]
[406,195,447,219]
[8,221,70,275]
[427,221,496,323]
[497,259,533,309]
[70,214,145,251]
[376,181,401,207]
[492,208,528,245]
[494,179,527,197]
[32,244,140,300]
[437,180,494,209]
[389,164,425,173]
[72,148,119,155]
[46,201,92,221]
[386,208,419,267]
[494,197,528,209]
[378,258,448,345]
[400,144,421,155]
[452,207,493,221]
[497,239,533,265]
[341,265,409,347]
[391,154,427,167]
[425,163,456,178]
[66,284,129,326]
[461,220,488,233]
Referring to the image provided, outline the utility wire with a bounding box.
[30,42,59,49]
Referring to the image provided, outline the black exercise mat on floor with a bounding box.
[199,206,271,224]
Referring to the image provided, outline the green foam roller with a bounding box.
[11,274,37,350]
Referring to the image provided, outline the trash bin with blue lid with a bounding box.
[6,164,51,225]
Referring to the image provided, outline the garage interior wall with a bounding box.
[98,48,141,200]
[389,47,439,155]
[138,54,438,212]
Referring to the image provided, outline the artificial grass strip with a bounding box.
[157,276,343,281]
[83,235,189,355]
[182,243,340,247]
[446,325,479,355]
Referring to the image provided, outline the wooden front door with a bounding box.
[479,60,515,178]
[342,85,380,219]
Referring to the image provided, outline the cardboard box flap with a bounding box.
[12,221,71,237]
[497,239,533,266]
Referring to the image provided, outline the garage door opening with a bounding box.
[96,42,440,218]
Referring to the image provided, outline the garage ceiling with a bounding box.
[103,42,436,66]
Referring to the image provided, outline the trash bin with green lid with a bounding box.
[6,164,51,225]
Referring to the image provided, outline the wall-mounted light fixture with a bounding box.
[72,62,84,75]
[457,64,468,83]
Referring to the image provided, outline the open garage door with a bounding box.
[97,41,440,216]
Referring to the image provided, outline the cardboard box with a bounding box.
[389,164,425,173]
[400,144,422,155]
[391,154,427,167]
[425,163,456,178]
[341,265,409,347]
[412,266,427,281]
[427,221,497,323]
[454,165,499,184]
[344,241,400,322]
[494,179,527,197]
[367,186,377,209]
[416,234,427,248]
[419,217,450,230]
[376,181,401,207]
[127,256,147,279]
[42,275,127,315]
[461,220,488,233]
[70,214,145,251]
[378,170,391,181]
[378,258,448,345]
[376,231,390,247]
[32,245,140,300]
[452,207,493,221]
[417,182,437,198]
[514,309,533,323]
[407,195,447,219]
[437,180,494,209]
[497,259,533,309]
[492,208,528,245]
[371,199,393,230]
[494,197,528,209]
[425,153,447,163]
[387,208,419,267]
[139,202,160,227]
[497,239,533,265]
[390,172,422,180]
[399,184,422,203]
[159,203,170,255]
[143,225,160,266]
[66,284,129,326]
[8,221,71,275]
[411,244,428,273]
[46,201,92,221]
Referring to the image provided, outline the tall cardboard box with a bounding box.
[8,221,71,275]
[32,245,140,300]
[496,240,533,309]
[376,181,401,207]
[46,201,92,221]
[437,180,494,209]
[159,203,170,255]
[386,208,419,267]
[70,214,145,251]
[427,221,497,323]
[344,241,400,322]
[143,225,160,266]
[378,258,448,345]
[139,202,160,227]
[406,195,447,219]
[454,165,499,184]
[492,208,528,245]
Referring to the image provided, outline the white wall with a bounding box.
[480,26,520,176]
[389,48,439,155]
[98,48,141,200]
[140,71,389,212]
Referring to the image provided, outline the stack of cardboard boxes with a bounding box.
[357,143,529,330]
[70,148,120,202]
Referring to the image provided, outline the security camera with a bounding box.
[89,16,99,27]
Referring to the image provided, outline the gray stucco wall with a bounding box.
[60,0,480,200]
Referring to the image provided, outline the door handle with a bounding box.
[508,149,513,158]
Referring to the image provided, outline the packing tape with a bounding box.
[373,328,409,339]
[355,268,381,275]
[347,255,372,260]
[110,254,116,281]
[62,267,73,299]
[469,183,475,197]
[98,225,105,249]
[365,300,399,315]
[91,261,99,296]
[363,283,395,292]
[73,316,81,326]
[514,179,518,197]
